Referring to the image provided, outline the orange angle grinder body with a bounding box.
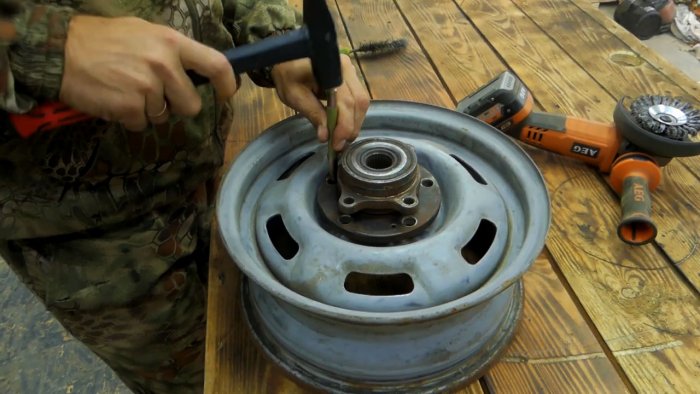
[455,71,698,246]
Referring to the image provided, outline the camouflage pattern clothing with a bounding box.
[0,1,300,393]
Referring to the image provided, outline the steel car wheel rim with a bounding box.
[242,278,524,393]
[216,100,550,391]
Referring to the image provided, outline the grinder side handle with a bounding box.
[609,153,662,245]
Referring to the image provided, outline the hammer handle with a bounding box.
[10,28,312,138]
[188,28,311,84]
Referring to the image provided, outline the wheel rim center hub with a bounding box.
[317,138,442,245]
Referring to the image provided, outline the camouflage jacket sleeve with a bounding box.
[222,0,302,87]
[0,1,75,113]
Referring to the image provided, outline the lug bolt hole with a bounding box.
[343,197,355,205]
[403,197,416,205]
[421,178,434,187]
[402,217,417,227]
[339,215,352,224]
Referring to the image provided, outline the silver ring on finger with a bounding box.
[147,101,169,119]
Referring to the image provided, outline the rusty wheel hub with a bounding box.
[318,138,441,245]
[217,101,550,393]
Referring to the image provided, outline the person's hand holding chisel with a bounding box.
[271,54,370,175]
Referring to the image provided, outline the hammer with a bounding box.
[9,0,343,155]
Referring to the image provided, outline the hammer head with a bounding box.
[304,0,342,91]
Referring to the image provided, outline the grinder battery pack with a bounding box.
[456,70,700,246]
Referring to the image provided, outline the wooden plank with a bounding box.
[456,0,614,121]
[204,76,298,394]
[452,0,700,392]
[571,0,700,99]
[488,254,630,393]
[392,0,509,99]
[394,2,631,392]
[511,0,700,291]
[341,0,631,392]
[334,0,453,107]
[524,145,700,393]
[514,0,696,102]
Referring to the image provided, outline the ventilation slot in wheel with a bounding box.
[266,215,299,260]
[450,155,488,185]
[461,219,497,264]
[344,272,414,296]
[277,152,314,180]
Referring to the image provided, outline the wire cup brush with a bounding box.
[341,38,409,58]
[630,95,700,141]
[614,94,700,158]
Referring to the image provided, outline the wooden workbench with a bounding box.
[204,1,700,393]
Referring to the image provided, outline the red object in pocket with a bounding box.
[8,102,93,138]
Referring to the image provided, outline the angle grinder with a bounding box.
[456,71,700,246]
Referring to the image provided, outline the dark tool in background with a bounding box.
[340,38,409,57]
[9,0,342,142]
[456,70,700,246]
[614,0,677,40]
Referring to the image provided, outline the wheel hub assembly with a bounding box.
[217,101,550,393]
[317,137,441,245]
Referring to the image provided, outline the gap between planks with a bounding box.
[501,339,682,365]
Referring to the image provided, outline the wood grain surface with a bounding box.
[334,0,453,107]
[393,1,631,392]
[571,0,700,99]
[511,0,700,294]
[204,76,300,394]
[338,1,636,392]
[205,0,700,392]
[454,0,700,391]
[488,254,630,393]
